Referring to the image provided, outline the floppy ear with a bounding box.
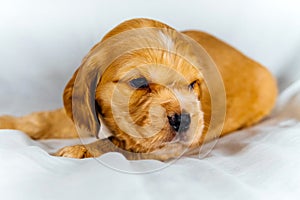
[62,66,101,138]
[63,68,79,121]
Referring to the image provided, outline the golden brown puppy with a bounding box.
[0,18,277,160]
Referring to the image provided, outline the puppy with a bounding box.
[0,18,277,160]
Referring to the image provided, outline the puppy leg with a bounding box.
[0,108,78,139]
[54,138,188,161]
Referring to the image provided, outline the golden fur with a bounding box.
[0,18,277,160]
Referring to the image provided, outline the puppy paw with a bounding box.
[54,145,93,159]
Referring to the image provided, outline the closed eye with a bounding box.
[188,80,197,90]
[129,77,149,89]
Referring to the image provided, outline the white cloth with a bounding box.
[0,0,300,199]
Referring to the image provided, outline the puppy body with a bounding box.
[183,30,277,140]
[0,18,277,159]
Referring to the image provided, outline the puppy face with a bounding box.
[95,49,204,153]
[64,18,208,153]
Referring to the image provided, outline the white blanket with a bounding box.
[1,0,300,199]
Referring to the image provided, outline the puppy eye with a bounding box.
[188,80,197,90]
[129,77,149,89]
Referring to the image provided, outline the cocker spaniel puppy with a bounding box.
[0,18,277,160]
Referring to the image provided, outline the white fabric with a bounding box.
[0,0,300,199]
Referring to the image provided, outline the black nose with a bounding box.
[168,113,191,133]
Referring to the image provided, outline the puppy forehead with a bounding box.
[116,62,201,83]
[114,64,198,86]
[100,48,203,85]
[144,64,197,84]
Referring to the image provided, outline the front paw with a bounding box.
[54,145,93,159]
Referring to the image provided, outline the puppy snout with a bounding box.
[168,113,191,133]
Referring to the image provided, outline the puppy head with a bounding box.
[63,18,208,153]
